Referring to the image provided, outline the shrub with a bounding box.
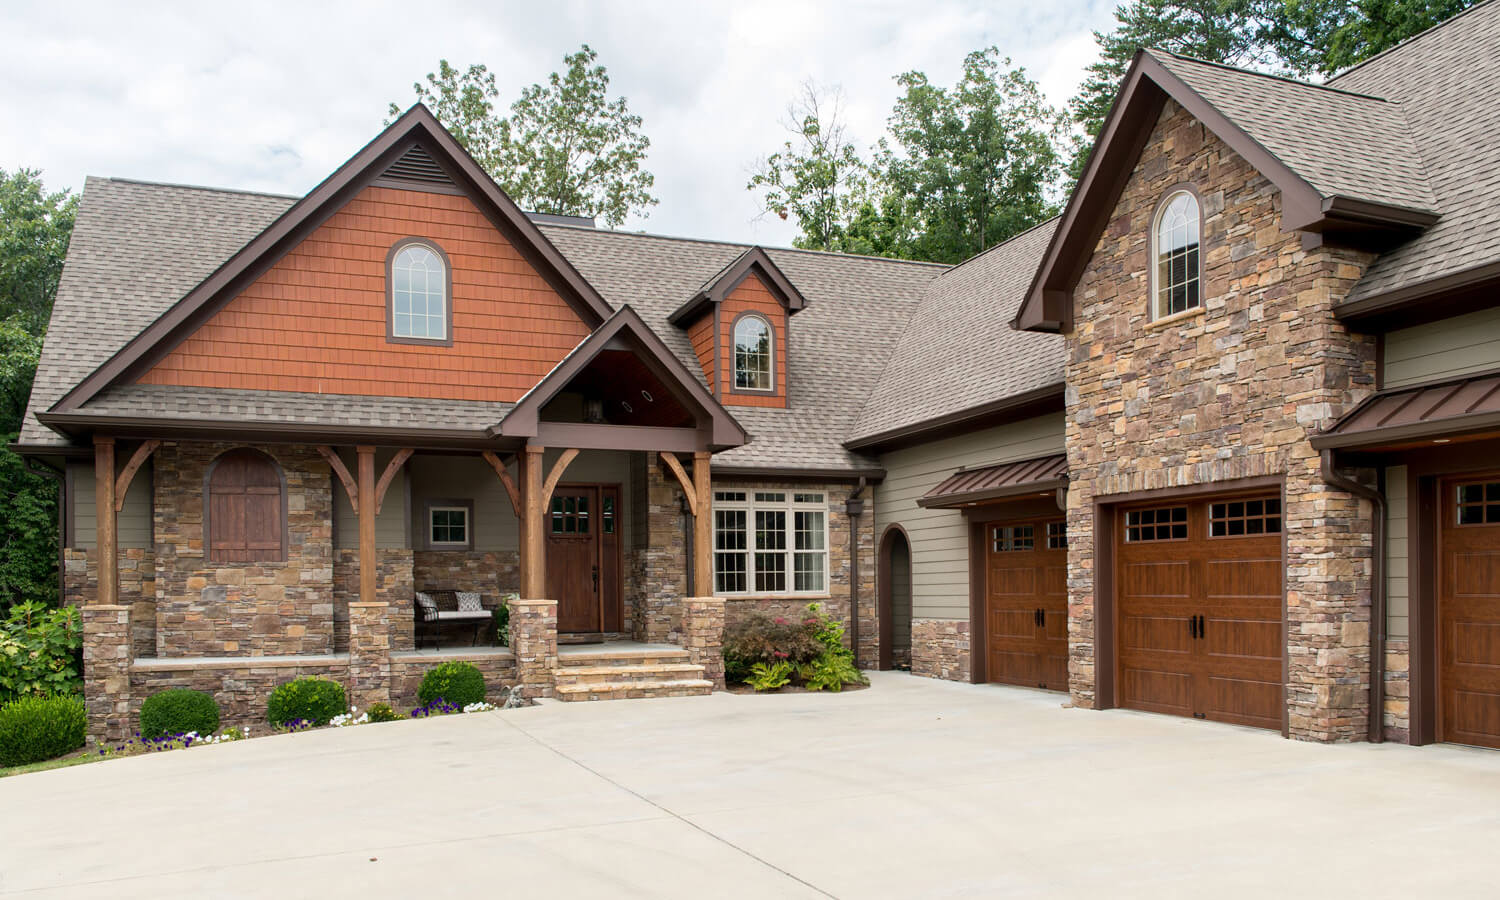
[0,602,82,705]
[803,652,867,692]
[0,694,86,766]
[139,689,220,740]
[367,702,400,723]
[418,661,487,707]
[722,612,824,682]
[493,600,511,646]
[747,661,794,692]
[266,678,347,727]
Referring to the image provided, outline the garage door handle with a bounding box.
[1037,608,1045,627]
[1198,615,1206,639]
[1189,615,1198,639]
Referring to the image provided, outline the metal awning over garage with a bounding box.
[1312,369,1500,451]
[918,454,1068,509]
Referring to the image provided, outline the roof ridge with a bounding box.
[1149,48,1389,101]
[540,221,952,269]
[100,176,301,201]
[1329,0,1497,84]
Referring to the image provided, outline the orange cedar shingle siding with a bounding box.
[718,273,787,408]
[140,185,591,402]
[687,313,715,392]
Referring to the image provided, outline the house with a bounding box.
[20,2,1500,749]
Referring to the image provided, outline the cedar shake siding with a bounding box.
[139,184,591,402]
[687,312,715,391]
[718,273,788,408]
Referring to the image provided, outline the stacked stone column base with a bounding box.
[82,605,132,742]
[681,597,726,689]
[508,597,558,699]
[348,602,393,710]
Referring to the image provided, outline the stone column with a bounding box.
[348,602,392,711]
[681,596,726,689]
[508,596,557,699]
[82,605,131,742]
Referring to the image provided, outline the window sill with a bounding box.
[715,593,833,602]
[1144,306,1205,330]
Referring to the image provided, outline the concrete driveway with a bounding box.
[2,672,1498,898]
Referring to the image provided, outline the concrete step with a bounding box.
[559,648,692,668]
[554,663,707,686]
[554,679,714,702]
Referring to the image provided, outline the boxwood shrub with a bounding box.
[139,688,221,740]
[0,695,86,767]
[417,661,486,707]
[266,677,346,727]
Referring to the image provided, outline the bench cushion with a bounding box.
[435,610,490,622]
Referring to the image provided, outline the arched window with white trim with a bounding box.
[388,239,450,342]
[1153,190,1202,320]
[732,313,774,391]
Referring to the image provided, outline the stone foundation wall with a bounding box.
[83,606,132,742]
[910,619,969,682]
[333,549,415,652]
[1383,639,1411,743]
[637,454,687,643]
[153,442,335,657]
[389,651,516,707]
[66,548,156,657]
[129,656,348,733]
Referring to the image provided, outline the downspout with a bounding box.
[24,456,65,607]
[1320,449,1386,744]
[845,477,867,666]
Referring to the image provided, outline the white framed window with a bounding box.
[1152,190,1201,320]
[732,314,774,391]
[389,240,449,342]
[428,505,469,547]
[713,490,827,594]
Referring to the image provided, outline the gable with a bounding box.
[717,272,788,408]
[139,183,591,403]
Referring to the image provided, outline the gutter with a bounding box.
[1320,449,1386,744]
[845,477,867,667]
[24,456,65,607]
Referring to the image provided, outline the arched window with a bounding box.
[206,449,285,563]
[388,239,450,343]
[1153,190,1202,320]
[732,314,774,391]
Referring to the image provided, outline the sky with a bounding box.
[0,0,1117,247]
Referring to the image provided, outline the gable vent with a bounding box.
[381,144,454,187]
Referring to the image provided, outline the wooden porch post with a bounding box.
[356,446,377,605]
[693,451,713,597]
[519,444,547,599]
[93,436,117,607]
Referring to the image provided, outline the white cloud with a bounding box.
[0,0,1116,245]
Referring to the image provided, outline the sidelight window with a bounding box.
[713,490,827,594]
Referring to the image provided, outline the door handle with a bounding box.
[1189,615,1198,639]
[592,565,599,593]
[1198,615,1206,639]
[1034,608,1042,627]
[1038,608,1045,627]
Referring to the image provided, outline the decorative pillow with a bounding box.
[415,592,438,621]
[456,592,483,612]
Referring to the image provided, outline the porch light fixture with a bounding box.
[640,390,654,403]
[584,397,605,424]
[1433,438,1451,444]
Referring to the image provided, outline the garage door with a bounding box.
[985,519,1068,690]
[1115,495,1283,730]
[1440,477,1500,749]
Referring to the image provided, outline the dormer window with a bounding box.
[733,313,773,391]
[388,239,451,344]
[1152,190,1201,320]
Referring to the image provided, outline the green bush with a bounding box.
[721,612,824,683]
[367,702,400,723]
[266,678,347,727]
[0,694,86,766]
[747,661,794,692]
[139,689,220,740]
[493,600,511,646]
[804,652,867,692]
[417,661,486,707]
[0,602,82,705]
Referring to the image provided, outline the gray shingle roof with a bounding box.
[1327,0,1500,302]
[71,384,512,431]
[1151,51,1437,215]
[849,219,1063,445]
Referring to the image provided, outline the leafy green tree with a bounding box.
[391,46,657,227]
[873,49,1066,264]
[1272,0,1482,74]
[747,82,873,253]
[0,170,76,334]
[0,319,57,612]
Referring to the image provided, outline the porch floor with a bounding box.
[392,646,514,660]
[556,641,681,658]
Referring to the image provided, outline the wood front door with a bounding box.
[545,485,622,634]
[985,520,1068,691]
[1115,494,1283,730]
[1439,476,1500,749]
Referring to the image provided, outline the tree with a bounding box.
[873,49,1067,264]
[1273,0,1483,74]
[391,46,657,227]
[747,81,872,253]
[0,170,77,334]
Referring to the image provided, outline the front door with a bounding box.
[985,520,1068,690]
[546,485,622,634]
[1439,475,1500,749]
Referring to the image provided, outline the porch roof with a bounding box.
[1311,368,1500,451]
[917,453,1068,509]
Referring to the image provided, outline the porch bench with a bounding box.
[414,590,492,649]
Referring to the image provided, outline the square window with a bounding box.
[429,506,469,546]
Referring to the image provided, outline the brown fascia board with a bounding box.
[667,247,807,326]
[712,464,886,483]
[1013,50,1431,334]
[494,304,748,449]
[844,382,1066,452]
[917,477,1068,509]
[49,104,615,417]
[1333,260,1500,328]
[8,441,92,460]
[35,410,515,452]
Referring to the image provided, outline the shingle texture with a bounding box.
[849,220,1063,444]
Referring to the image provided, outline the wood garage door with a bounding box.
[985,520,1068,691]
[1440,476,1500,749]
[1115,495,1283,730]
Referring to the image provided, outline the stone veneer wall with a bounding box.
[66,548,157,657]
[636,454,688,643]
[332,549,415,652]
[389,651,516,707]
[911,619,970,682]
[1383,639,1411,743]
[1064,100,1378,742]
[129,656,347,733]
[153,442,335,657]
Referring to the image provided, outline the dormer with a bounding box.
[668,247,806,408]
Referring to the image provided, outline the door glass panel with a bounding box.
[602,496,615,534]
[1457,481,1500,525]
